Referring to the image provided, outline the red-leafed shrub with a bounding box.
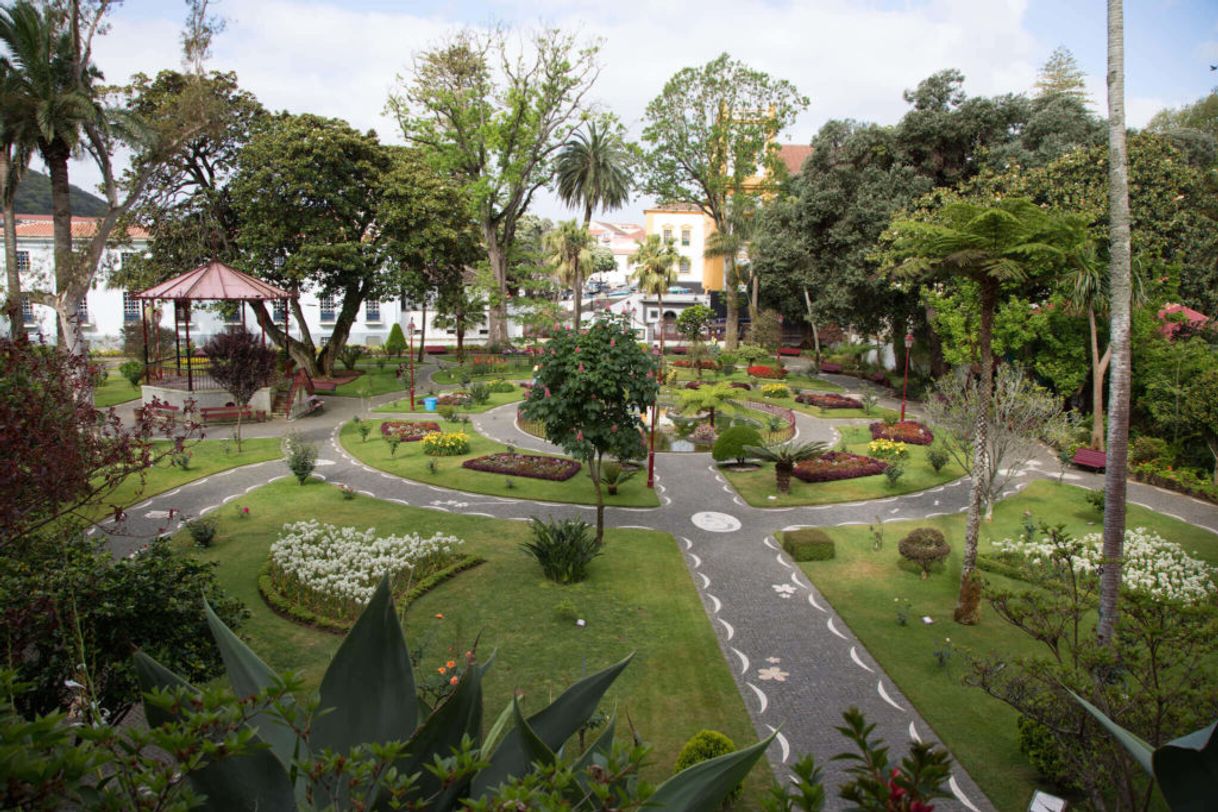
[668,345,688,355]
[870,420,934,445]
[424,345,448,354]
[748,364,787,379]
[819,362,842,374]
[778,346,802,356]
[380,420,441,441]
[793,451,887,483]
[796,393,863,409]
[729,382,752,390]
[869,370,890,385]
[684,381,703,390]
[671,359,718,369]
[462,453,581,481]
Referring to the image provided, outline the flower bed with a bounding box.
[745,400,797,443]
[793,451,887,483]
[436,392,471,406]
[748,364,787,379]
[690,422,718,444]
[778,346,803,356]
[671,359,718,369]
[461,452,581,481]
[870,420,934,445]
[819,362,843,374]
[684,381,703,390]
[796,392,863,409]
[380,420,441,441]
[760,383,790,399]
[268,520,464,623]
[422,431,470,456]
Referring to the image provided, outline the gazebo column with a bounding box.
[140,300,150,383]
[183,301,193,392]
[173,301,182,376]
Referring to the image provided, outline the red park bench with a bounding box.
[424,345,448,355]
[1071,447,1107,472]
[819,362,843,374]
[778,346,803,356]
[199,405,266,425]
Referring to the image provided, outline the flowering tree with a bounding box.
[520,315,658,542]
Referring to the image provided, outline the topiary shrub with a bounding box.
[384,323,407,357]
[712,425,763,465]
[898,528,951,578]
[673,730,741,805]
[781,528,836,561]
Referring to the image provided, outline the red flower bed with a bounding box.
[748,364,787,379]
[870,420,934,445]
[869,370,890,385]
[671,359,718,369]
[778,346,803,356]
[819,362,843,374]
[793,451,887,483]
[462,453,581,481]
[684,381,703,390]
[436,393,471,406]
[796,392,862,409]
[380,420,441,441]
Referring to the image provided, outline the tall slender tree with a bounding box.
[1097,0,1133,645]
[631,234,679,352]
[543,220,595,329]
[0,56,34,337]
[554,118,633,327]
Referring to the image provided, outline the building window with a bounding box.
[21,295,33,325]
[273,300,287,322]
[662,227,673,243]
[365,300,381,322]
[681,227,691,246]
[272,256,285,270]
[78,296,89,325]
[320,294,336,323]
[16,250,29,273]
[123,292,140,323]
[679,257,691,275]
[647,309,659,321]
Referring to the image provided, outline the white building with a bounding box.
[587,220,644,287]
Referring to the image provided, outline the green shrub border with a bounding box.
[975,555,1028,582]
[780,528,836,562]
[258,554,486,634]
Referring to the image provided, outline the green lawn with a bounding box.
[181,479,769,799]
[724,425,964,507]
[432,367,535,384]
[793,479,1218,811]
[668,367,843,393]
[332,366,426,397]
[88,437,282,522]
[373,387,525,414]
[340,419,659,508]
[95,374,142,408]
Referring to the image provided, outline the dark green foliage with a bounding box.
[747,309,783,351]
[1017,715,1074,790]
[1130,435,1169,466]
[676,304,714,341]
[835,706,954,810]
[782,529,836,562]
[467,381,491,405]
[897,528,950,577]
[187,516,218,547]
[712,425,763,464]
[283,435,317,484]
[521,517,601,584]
[674,730,741,805]
[119,359,143,388]
[1085,488,1105,514]
[882,463,905,487]
[926,445,950,473]
[337,345,365,371]
[385,323,407,357]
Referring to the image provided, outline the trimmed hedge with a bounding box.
[258,555,486,633]
[793,451,887,483]
[976,555,1028,582]
[781,528,836,561]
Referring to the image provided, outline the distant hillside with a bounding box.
[13,169,109,217]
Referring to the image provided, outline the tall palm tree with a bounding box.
[543,220,595,328]
[1098,0,1133,645]
[888,198,1067,625]
[0,58,34,338]
[631,233,679,353]
[0,1,101,352]
[704,195,761,323]
[554,121,633,326]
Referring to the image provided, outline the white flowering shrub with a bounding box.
[994,526,1214,604]
[270,520,463,620]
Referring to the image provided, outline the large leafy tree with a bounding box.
[520,315,658,543]
[641,53,807,349]
[388,28,600,347]
[543,220,595,329]
[887,198,1069,625]
[229,113,392,377]
[554,118,633,326]
[630,234,679,351]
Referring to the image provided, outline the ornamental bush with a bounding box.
[487,379,516,393]
[422,431,470,456]
[747,364,786,379]
[119,359,144,388]
[782,528,836,561]
[690,422,718,445]
[898,528,951,579]
[713,425,763,465]
[520,516,601,584]
[673,730,741,804]
[283,433,318,484]
[734,344,771,363]
[760,383,791,399]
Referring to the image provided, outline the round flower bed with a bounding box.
[748,364,787,379]
[462,452,581,481]
[422,431,471,456]
[380,420,442,441]
[796,392,863,409]
[870,420,934,445]
[268,520,463,622]
[793,451,887,483]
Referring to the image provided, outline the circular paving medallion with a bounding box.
[691,511,742,533]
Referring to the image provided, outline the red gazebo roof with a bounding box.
[134,260,295,301]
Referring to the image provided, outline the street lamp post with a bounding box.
[900,332,914,423]
[647,345,660,489]
[408,319,416,412]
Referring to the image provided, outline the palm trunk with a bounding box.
[748,270,760,324]
[576,203,592,330]
[657,292,665,356]
[2,149,25,339]
[1098,0,1132,646]
[723,255,739,349]
[1089,306,1112,451]
[954,279,996,625]
[776,462,792,494]
[802,289,821,371]
[46,142,85,358]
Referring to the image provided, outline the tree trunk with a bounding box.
[2,149,26,339]
[802,289,821,371]
[723,256,739,349]
[484,224,509,347]
[456,311,466,361]
[1089,306,1112,451]
[417,299,427,363]
[250,300,321,379]
[748,270,759,325]
[657,292,665,357]
[1098,0,1132,646]
[955,279,996,625]
[576,202,591,330]
[591,451,605,544]
[234,407,244,452]
[45,142,86,358]
[316,284,367,376]
[776,462,792,494]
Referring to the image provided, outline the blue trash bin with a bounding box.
[423,396,437,412]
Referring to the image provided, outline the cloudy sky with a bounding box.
[71,0,1218,222]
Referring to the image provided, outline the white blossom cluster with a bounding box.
[995,526,1214,604]
[270,520,463,612]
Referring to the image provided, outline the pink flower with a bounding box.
[611,424,617,433]
[610,338,615,347]
[544,387,551,398]
[242,506,250,515]
[577,430,584,441]
[578,363,585,373]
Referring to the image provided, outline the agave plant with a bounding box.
[745,440,829,494]
[135,577,771,810]
[599,460,639,495]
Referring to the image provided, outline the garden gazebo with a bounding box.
[134,260,296,406]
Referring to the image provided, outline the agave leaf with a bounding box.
[312,575,416,755]
[398,658,485,806]
[1154,722,1218,811]
[1069,690,1153,774]
[133,652,295,812]
[512,695,557,769]
[644,731,775,811]
[481,699,515,760]
[573,714,616,773]
[471,653,632,796]
[204,599,301,769]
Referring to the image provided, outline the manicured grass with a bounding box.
[181,479,769,798]
[340,419,659,508]
[783,397,900,421]
[432,367,535,384]
[88,438,282,522]
[332,367,424,397]
[95,374,142,408]
[724,425,964,507]
[373,387,525,414]
[793,479,1218,812]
